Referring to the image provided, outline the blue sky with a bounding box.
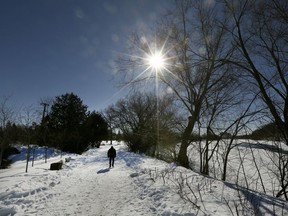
[0,0,170,112]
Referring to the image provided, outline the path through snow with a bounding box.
[0,143,192,216]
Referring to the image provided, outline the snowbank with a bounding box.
[0,141,287,215]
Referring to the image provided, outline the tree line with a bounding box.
[0,92,109,168]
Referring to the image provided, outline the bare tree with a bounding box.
[221,0,288,200]
[105,92,181,159]
[196,67,244,175]
[224,0,288,144]
[115,0,236,168]
[157,0,239,168]
[20,105,37,172]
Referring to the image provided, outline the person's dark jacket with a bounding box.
[107,147,116,158]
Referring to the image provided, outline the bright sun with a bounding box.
[147,51,165,71]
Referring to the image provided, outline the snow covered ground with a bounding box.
[1,141,288,215]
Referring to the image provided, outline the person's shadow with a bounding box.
[97,168,110,174]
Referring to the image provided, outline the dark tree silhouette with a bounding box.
[105,92,180,159]
[83,111,108,147]
[48,93,88,153]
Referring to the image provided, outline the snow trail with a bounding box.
[1,144,183,216]
[32,145,151,215]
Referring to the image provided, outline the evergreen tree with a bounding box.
[83,111,108,147]
[48,93,88,153]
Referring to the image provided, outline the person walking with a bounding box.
[107,146,116,168]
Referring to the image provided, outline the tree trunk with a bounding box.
[203,141,209,175]
[222,148,231,181]
[177,116,195,168]
[0,137,8,168]
[0,144,3,167]
[178,140,190,168]
[25,144,30,173]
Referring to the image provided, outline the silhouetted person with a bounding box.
[107,146,116,168]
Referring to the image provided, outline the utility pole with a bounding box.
[40,102,49,163]
[40,102,49,124]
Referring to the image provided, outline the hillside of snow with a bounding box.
[1,142,288,215]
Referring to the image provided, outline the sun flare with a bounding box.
[147,51,165,71]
